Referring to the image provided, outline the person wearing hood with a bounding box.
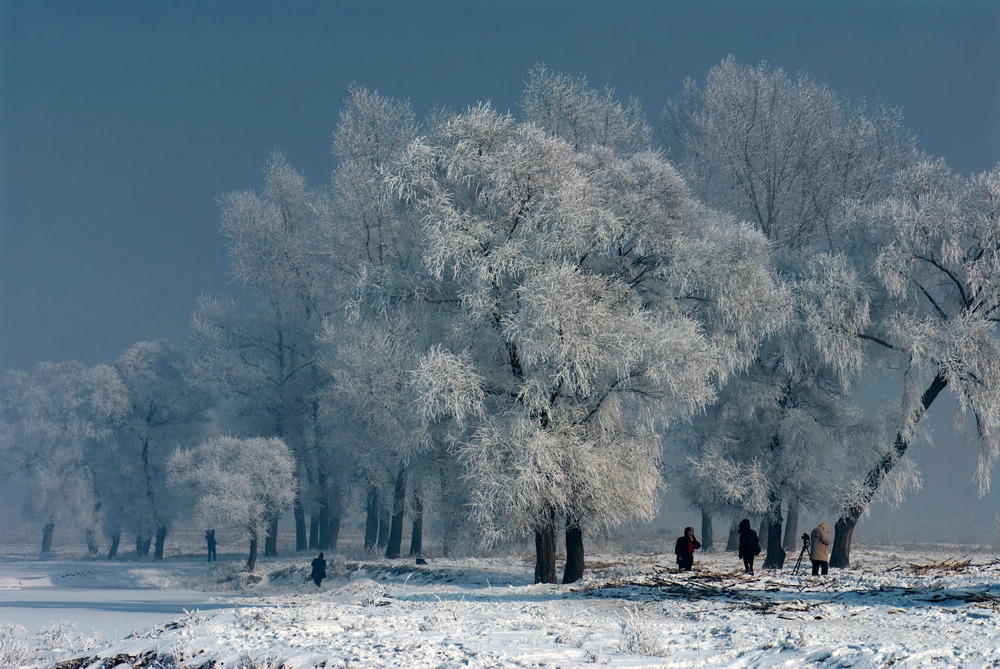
[737,518,761,575]
[810,522,831,576]
[310,552,327,587]
[674,527,701,571]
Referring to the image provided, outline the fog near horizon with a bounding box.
[1,1,998,546]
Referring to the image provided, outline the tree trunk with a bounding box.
[247,530,259,572]
[107,530,121,559]
[726,519,739,551]
[830,515,857,569]
[782,499,800,552]
[563,521,584,584]
[154,525,167,560]
[86,529,100,556]
[762,501,786,570]
[139,438,160,559]
[309,515,319,549]
[326,515,341,551]
[377,511,390,549]
[315,510,326,550]
[533,507,557,584]
[264,515,279,557]
[320,491,340,550]
[386,467,407,559]
[294,496,307,552]
[757,518,769,549]
[136,535,151,557]
[701,509,714,551]
[831,372,947,568]
[409,493,424,557]
[364,488,379,551]
[41,522,55,555]
[316,499,328,549]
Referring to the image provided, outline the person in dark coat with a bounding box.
[674,526,701,571]
[310,552,327,587]
[737,518,761,575]
[205,529,217,562]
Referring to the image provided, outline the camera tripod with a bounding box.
[792,533,810,574]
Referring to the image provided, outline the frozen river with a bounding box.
[0,556,245,640]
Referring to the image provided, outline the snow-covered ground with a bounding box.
[2,541,999,668]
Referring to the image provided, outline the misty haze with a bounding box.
[1,2,999,667]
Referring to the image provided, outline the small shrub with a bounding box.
[234,607,272,631]
[267,564,308,584]
[0,623,33,668]
[418,614,443,632]
[360,582,390,607]
[38,621,78,649]
[329,553,348,577]
[617,606,664,657]
[77,628,106,652]
[233,651,283,668]
[158,608,209,633]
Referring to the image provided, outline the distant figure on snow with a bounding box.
[674,526,701,571]
[310,552,327,587]
[205,529,217,562]
[810,522,831,576]
[737,518,761,575]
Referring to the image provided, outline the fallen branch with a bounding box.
[907,557,973,574]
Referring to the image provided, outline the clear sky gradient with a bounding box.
[2,0,999,540]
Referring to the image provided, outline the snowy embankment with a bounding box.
[2,545,999,668]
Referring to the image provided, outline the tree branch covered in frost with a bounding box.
[522,64,651,155]
[410,346,484,429]
[851,161,1000,494]
[168,436,296,546]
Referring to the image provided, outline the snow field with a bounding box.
[2,544,999,668]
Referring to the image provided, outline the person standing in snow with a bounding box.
[205,529,217,562]
[809,522,831,576]
[674,526,701,571]
[737,518,761,575]
[310,552,327,587]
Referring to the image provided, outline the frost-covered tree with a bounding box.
[662,57,914,569]
[168,436,296,571]
[523,65,788,575]
[829,160,1000,566]
[662,56,913,250]
[320,85,445,559]
[100,340,214,559]
[398,95,784,583]
[672,252,876,568]
[189,153,334,554]
[0,361,126,554]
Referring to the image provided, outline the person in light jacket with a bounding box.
[674,527,701,571]
[809,522,831,576]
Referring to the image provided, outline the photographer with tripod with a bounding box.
[792,532,810,574]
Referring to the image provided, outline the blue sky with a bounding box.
[3,0,997,373]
